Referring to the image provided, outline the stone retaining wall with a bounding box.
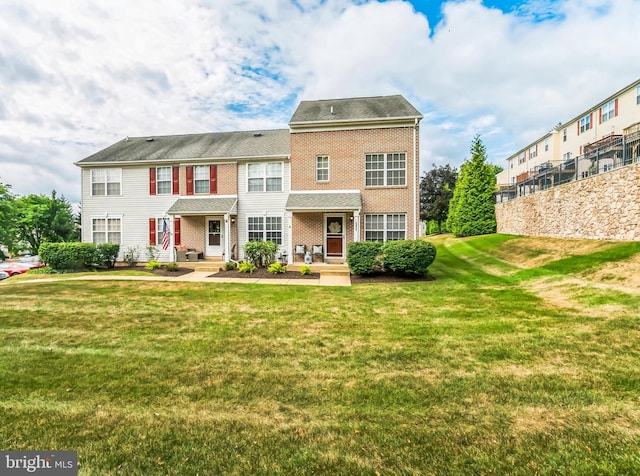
[496,163,640,240]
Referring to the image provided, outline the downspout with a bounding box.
[413,118,419,239]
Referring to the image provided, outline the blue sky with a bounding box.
[0,0,638,204]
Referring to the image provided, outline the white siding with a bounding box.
[81,166,178,261]
[236,160,290,260]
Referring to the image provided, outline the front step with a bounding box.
[319,269,350,277]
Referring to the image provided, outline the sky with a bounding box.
[1,0,639,206]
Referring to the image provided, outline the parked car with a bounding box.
[0,270,9,280]
[0,255,45,276]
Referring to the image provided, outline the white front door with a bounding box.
[206,217,224,257]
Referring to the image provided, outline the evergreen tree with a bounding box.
[420,164,458,234]
[447,135,497,237]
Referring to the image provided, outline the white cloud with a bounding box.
[1,0,639,204]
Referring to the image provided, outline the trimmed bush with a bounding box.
[382,240,436,276]
[244,241,278,268]
[123,246,141,267]
[145,260,161,270]
[268,262,287,274]
[165,262,179,272]
[238,261,256,274]
[299,265,312,276]
[39,242,100,270]
[224,261,237,271]
[347,241,383,275]
[96,243,120,269]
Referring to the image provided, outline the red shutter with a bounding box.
[577,121,580,136]
[589,113,593,130]
[579,145,583,154]
[172,166,179,195]
[210,165,217,194]
[186,166,194,195]
[535,144,538,155]
[599,108,603,124]
[174,218,181,245]
[149,168,156,195]
[614,98,618,117]
[149,218,156,245]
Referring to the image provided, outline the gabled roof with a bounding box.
[76,129,290,165]
[285,191,362,211]
[289,95,422,126]
[167,197,238,215]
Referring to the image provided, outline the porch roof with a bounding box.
[285,192,362,211]
[167,197,238,215]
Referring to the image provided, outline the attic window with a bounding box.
[146,137,154,142]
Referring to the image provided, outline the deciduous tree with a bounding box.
[420,164,458,234]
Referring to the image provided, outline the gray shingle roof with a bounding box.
[76,129,290,165]
[289,95,422,125]
[285,192,362,211]
[167,197,238,215]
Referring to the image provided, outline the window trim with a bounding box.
[579,114,591,133]
[247,215,283,244]
[529,145,537,159]
[91,216,122,244]
[90,168,122,197]
[601,99,615,123]
[247,162,283,193]
[365,152,406,187]
[193,165,210,194]
[155,166,172,195]
[364,213,406,242]
[316,155,329,182]
[636,85,640,105]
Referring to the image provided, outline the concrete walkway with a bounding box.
[5,271,351,287]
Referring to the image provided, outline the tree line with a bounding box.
[0,181,78,258]
[420,135,501,237]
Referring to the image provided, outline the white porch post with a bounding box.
[169,217,175,262]
[353,210,361,242]
[286,211,293,265]
[224,213,231,262]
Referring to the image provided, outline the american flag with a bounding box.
[161,219,169,250]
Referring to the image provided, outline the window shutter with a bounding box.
[577,121,580,136]
[599,108,603,124]
[149,218,156,245]
[614,98,619,117]
[535,144,538,155]
[186,166,194,195]
[174,218,181,245]
[172,166,179,195]
[210,165,217,194]
[579,145,583,155]
[589,113,593,129]
[149,168,156,195]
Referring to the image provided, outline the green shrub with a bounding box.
[244,241,278,268]
[299,265,312,276]
[39,242,100,270]
[347,241,383,275]
[165,262,179,272]
[145,260,161,270]
[224,261,237,271]
[238,261,256,274]
[147,245,160,262]
[26,266,55,275]
[96,243,120,269]
[382,240,436,276]
[123,246,140,267]
[268,262,287,274]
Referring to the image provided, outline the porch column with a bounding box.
[224,213,231,262]
[286,211,293,265]
[353,211,361,242]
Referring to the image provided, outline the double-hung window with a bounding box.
[92,217,121,244]
[579,114,591,133]
[316,156,329,182]
[529,145,537,159]
[518,152,526,164]
[637,85,640,105]
[248,162,282,192]
[364,214,406,242]
[194,165,209,193]
[247,216,282,244]
[156,166,172,194]
[544,138,549,152]
[601,100,615,122]
[365,153,406,186]
[91,168,121,196]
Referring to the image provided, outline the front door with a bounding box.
[206,217,224,257]
[325,214,345,260]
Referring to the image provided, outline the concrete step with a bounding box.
[319,269,351,277]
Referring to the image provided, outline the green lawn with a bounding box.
[1,234,640,475]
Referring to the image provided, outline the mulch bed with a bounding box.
[350,272,436,284]
[110,265,195,277]
[211,268,320,279]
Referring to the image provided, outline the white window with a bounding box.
[155,217,169,246]
[563,152,572,161]
[518,152,526,164]
[247,216,282,244]
[601,100,615,122]
[563,129,567,142]
[194,165,209,194]
[316,156,329,182]
[92,217,121,244]
[156,166,171,194]
[365,153,406,186]
[580,114,591,133]
[364,214,406,242]
[544,138,549,152]
[91,169,121,196]
[247,162,283,192]
[603,163,613,172]
[529,145,537,159]
[637,85,640,105]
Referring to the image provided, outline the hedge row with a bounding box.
[39,242,120,270]
[347,240,436,276]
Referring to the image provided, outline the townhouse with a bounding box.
[497,78,640,200]
[75,95,423,264]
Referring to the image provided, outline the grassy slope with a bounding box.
[1,235,639,475]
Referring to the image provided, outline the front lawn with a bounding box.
[1,234,639,475]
